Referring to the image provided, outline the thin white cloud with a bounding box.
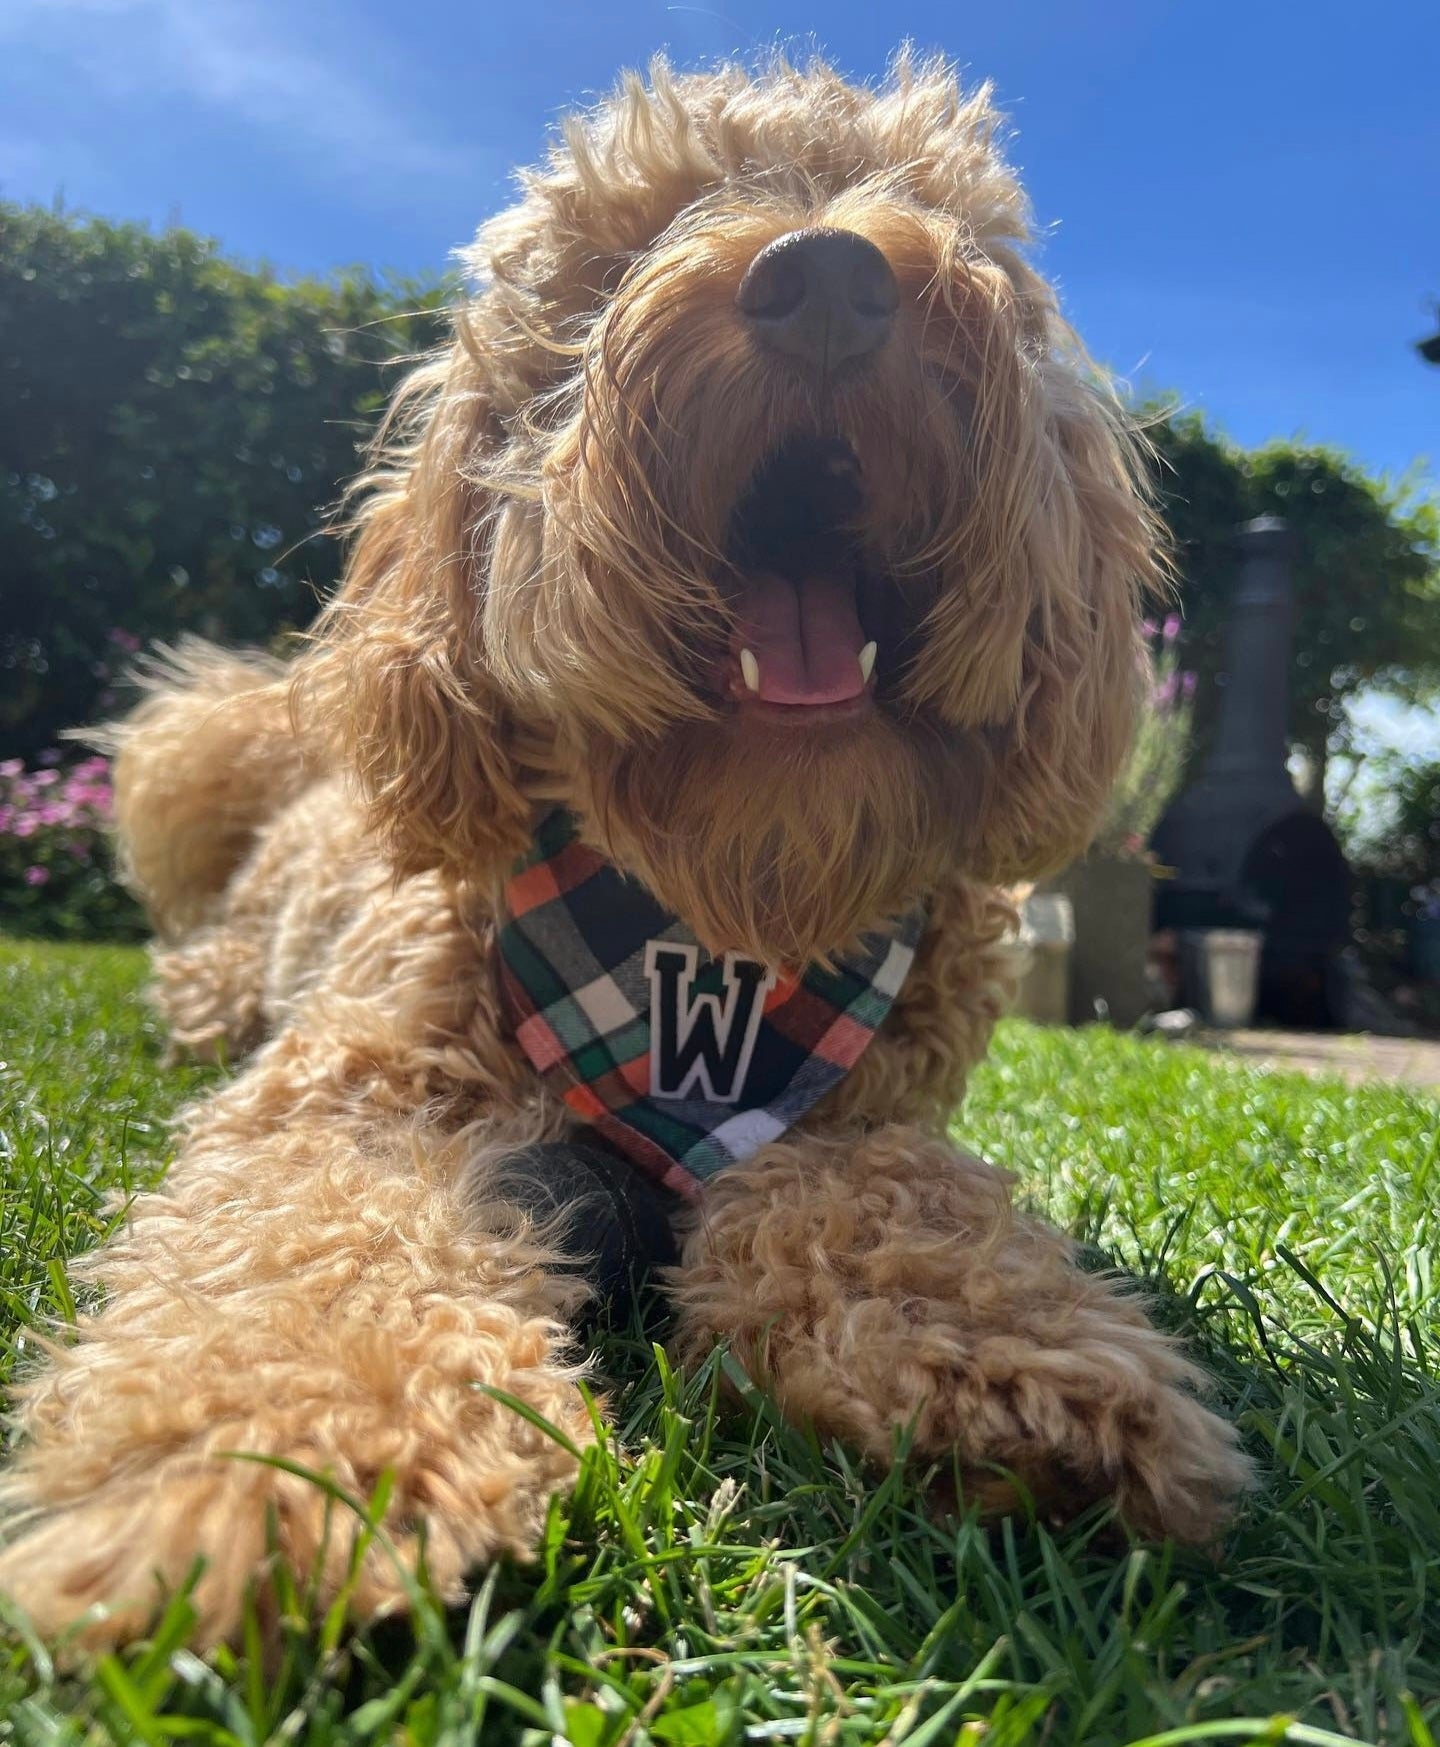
[0,0,482,211]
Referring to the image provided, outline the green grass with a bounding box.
[1,935,1438,1747]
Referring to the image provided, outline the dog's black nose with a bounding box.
[737,228,898,374]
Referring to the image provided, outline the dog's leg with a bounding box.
[0,1064,590,1651]
[670,1127,1250,1542]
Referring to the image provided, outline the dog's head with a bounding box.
[303,56,1161,966]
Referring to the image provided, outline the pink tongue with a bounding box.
[734,572,867,705]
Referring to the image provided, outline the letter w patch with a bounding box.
[644,942,777,1103]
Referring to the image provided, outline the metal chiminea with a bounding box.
[1151,517,1352,1025]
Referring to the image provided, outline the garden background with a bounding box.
[4,200,1439,945]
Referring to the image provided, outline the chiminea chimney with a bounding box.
[1205,517,1299,791]
[1151,516,1352,1024]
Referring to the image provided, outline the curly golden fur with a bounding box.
[0,54,1249,1650]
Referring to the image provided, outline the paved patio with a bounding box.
[1195,1028,1440,1093]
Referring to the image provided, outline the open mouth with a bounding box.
[722,436,877,716]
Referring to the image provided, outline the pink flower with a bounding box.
[30,769,58,789]
[1181,670,1197,699]
[1162,612,1182,642]
[107,627,142,654]
[0,758,21,779]
[13,816,37,838]
[24,865,49,886]
[37,748,62,767]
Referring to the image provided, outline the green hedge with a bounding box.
[0,202,447,757]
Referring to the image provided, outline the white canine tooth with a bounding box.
[858,640,877,683]
[740,648,761,693]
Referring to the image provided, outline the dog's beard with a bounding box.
[578,709,990,968]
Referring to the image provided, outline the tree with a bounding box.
[1349,757,1440,889]
[1148,414,1440,807]
[0,203,448,757]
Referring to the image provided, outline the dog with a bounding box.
[0,54,1249,1649]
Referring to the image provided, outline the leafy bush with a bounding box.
[0,201,447,759]
[1338,750,1440,901]
[0,752,144,940]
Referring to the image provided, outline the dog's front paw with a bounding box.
[670,1131,1250,1545]
[919,1282,1252,1544]
[1,1407,586,1654]
[1108,1364,1253,1547]
[0,1457,326,1651]
[0,1300,591,1651]
[759,1269,1249,1546]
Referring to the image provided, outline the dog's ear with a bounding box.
[909,304,1159,883]
[983,368,1158,881]
[295,346,533,880]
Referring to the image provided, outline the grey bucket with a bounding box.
[1179,929,1263,1028]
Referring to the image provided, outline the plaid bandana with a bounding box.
[498,810,926,1198]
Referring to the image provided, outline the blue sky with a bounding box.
[2,0,1435,487]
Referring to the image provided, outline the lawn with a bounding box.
[1,935,1437,1747]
